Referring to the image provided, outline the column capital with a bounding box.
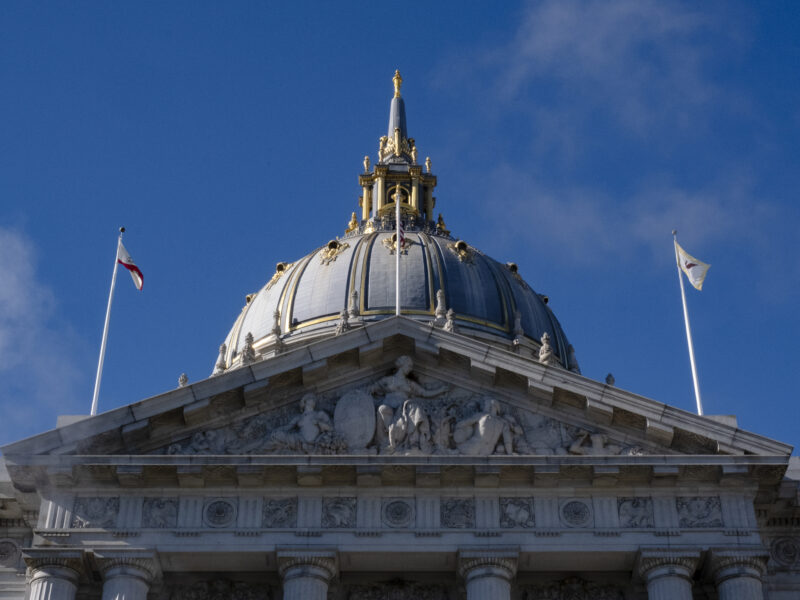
[709,547,768,585]
[458,548,518,583]
[93,549,161,583]
[277,549,338,583]
[24,548,86,581]
[636,548,701,583]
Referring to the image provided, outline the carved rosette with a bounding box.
[0,539,20,568]
[771,536,800,569]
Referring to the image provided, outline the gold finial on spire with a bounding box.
[393,70,403,98]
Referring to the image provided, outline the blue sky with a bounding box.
[1,1,798,452]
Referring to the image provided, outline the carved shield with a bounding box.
[334,389,376,450]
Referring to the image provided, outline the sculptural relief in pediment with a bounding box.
[158,356,645,457]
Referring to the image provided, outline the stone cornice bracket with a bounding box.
[458,549,519,583]
[277,550,338,584]
[709,547,768,585]
[636,548,701,583]
[24,548,87,582]
[92,549,162,584]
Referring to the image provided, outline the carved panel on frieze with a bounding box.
[168,580,269,600]
[331,581,457,600]
[262,498,297,528]
[441,497,475,529]
[500,497,535,528]
[617,497,653,528]
[322,497,357,528]
[152,356,650,458]
[142,497,178,528]
[676,496,723,528]
[71,496,119,528]
[521,577,624,600]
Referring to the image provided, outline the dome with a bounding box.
[213,72,579,374]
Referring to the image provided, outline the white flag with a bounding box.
[675,241,710,291]
[117,241,144,290]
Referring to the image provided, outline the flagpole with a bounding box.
[672,229,704,416]
[395,193,401,316]
[91,227,124,416]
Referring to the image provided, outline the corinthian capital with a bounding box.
[710,548,768,583]
[637,548,701,582]
[93,549,161,583]
[24,549,86,577]
[277,550,338,582]
[458,549,519,582]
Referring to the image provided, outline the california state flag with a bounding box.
[117,241,144,290]
[675,241,710,291]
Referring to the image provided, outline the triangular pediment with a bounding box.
[2,318,791,464]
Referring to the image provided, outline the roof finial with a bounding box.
[393,70,403,98]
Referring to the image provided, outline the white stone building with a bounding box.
[1,72,799,600]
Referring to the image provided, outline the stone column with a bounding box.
[711,549,768,600]
[637,548,700,600]
[94,550,160,600]
[458,550,518,600]
[24,549,84,600]
[277,550,337,600]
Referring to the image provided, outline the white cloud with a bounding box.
[492,0,720,136]
[0,227,85,446]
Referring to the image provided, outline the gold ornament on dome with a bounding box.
[378,128,415,162]
[436,213,450,237]
[382,233,409,255]
[320,239,350,265]
[393,69,403,97]
[344,212,359,234]
[265,262,293,291]
[448,240,474,264]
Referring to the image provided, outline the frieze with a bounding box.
[142,497,178,528]
[262,498,297,528]
[169,580,269,600]
[441,498,475,529]
[500,497,535,528]
[322,497,357,528]
[333,581,454,600]
[155,356,651,459]
[522,577,623,600]
[617,497,654,528]
[71,496,119,529]
[676,496,724,528]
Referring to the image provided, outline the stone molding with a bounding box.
[636,548,701,583]
[458,549,518,583]
[93,549,161,583]
[277,550,337,583]
[709,548,768,585]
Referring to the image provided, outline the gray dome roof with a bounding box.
[216,226,578,372]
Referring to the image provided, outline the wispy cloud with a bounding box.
[0,227,86,446]
[490,0,724,137]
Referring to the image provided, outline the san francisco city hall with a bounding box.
[1,72,799,600]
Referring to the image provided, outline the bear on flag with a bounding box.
[675,241,710,291]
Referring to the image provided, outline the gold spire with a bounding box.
[393,70,403,98]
